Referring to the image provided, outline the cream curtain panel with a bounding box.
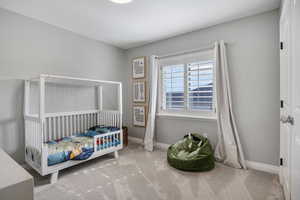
[214,41,246,169]
[144,55,159,151]
[143,42,246,170]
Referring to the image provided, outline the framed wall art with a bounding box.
[133,80,146,103]
[133,105,146,127]
[132,56,146,79]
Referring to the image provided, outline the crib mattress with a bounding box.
[25,126,121,166]
[46,135,94,166]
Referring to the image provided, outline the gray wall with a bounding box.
[0,8,127,163]
[125,10,280,165]
[0,7,280,166]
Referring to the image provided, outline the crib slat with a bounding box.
[78,115,80,133]
[69,116,72,136]
[37,122,39,147]
[66,116,69,137]
[83,114,85,131]
[74,115,77,134]
[82,114,85,132]
[93,113,95,127]
[35,121,38,147]
[58,116,61,139]
[87,114,89,130]
[33,121,35,148]
[78,115,81,133]
[53,117,57,140]
[80,115,82,133]
[48,117,52,141]
[59,116,62,139]
[30,121,32,147]
[85,114,88,129]
[100,112,102,126]
[62,116,65,138]
[81,114,83,132]
[73,115,76,135]
[76,115,79,133]
[113,114,116,127]
[116,113,118,128]
[103,112,105,126]
[92,113,94,127]
[107,112,109,126]
[81,115,86,132]
[71,116,73,136]
[73,115,76,134]
[78,115,81,132]
[44,118,48,142]
[109,112,111,126]
[69,116,73,136]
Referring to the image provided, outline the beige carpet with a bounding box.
[26,142,284,200]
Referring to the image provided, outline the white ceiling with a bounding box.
[0,0,280,49]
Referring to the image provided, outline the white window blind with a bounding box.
[187,61,214,111]
[159,50,215,116]
[162,64,185,110]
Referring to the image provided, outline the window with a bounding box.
[159,51,215,118]
[187,61,214,111]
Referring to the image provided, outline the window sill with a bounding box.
[156,113,217,121]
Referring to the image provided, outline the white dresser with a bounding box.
[0,148,33,200]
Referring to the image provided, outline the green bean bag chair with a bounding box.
[167,133,215,172]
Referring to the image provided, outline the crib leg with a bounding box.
[50,171,59,184]
[114,151,119,159]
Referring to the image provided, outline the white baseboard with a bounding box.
[128,136,143,145]
[128,136,170,150]
[155,142,170,150]
[245,160,279,175]
[128,136,279,174]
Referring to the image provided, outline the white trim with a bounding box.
[155,142,170,150]
[157,44,215,59]
[158,59,216,116]
[156,112,217,120]
[128,136,279,174]
[245,160,279,175]
[128,136,170,150]
[128,136,144,145]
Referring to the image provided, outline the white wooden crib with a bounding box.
[24,74,123,183]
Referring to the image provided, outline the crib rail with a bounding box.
[45,130,122,176]
[44,111,98,142]
[43,110,121,142]
[94,131,122,152]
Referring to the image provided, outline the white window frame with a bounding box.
[157,59,217,120]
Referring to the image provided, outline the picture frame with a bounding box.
[133,80,146,103]
[132,56,146,79]
[133,105,146,127]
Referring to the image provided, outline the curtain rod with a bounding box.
[156,43,216,60]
